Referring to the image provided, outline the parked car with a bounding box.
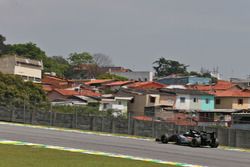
[156,129,219,148]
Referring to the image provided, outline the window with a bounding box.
[103,103,108,109]
[205,98,210,104]
[35,78,41,82]
[22,76,28,80]
[180,97,186,103]
[118,101,122,105]
[130,98,134,103]
[28,77,35,81]
[216,99,221,105]
[193,98,197,103]
[238,99,243,105]
[150,96,156,103]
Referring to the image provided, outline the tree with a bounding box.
[0,72,48,109]
[97,73,128,81]
[0,34,10,55]
[153,58,189,77]
[6,42,47,61]
[93,53,113,67]
[45,56,70,77]
[68,52,93,66]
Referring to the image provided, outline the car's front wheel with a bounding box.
[161,134,169,144]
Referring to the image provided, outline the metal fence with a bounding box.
[0,106,250,148]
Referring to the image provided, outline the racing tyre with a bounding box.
[161,134,169,144]
[176,136,181,145]
[210,139,219,148]
[191,137,201,147]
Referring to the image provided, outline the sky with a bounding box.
[1,0,250,79]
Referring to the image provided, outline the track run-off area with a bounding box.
[0,122,249,167]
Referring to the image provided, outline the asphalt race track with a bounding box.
[0,123,249,167]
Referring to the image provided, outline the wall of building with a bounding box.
[111,71,154,81]
[175,94,190,110]
[189,95,201,110]
[215,98,233,109]
[128,95,147,116]
[201,95,215,111]
[159,95,176,107]
[0,55,15,74]
[232,98,250,109]
[15,65,42,79]
[188,77,211,85]
[145,94,160,107]
[157,76,211,85]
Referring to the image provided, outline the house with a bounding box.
[84,79,113,87]
[198,109,240,127]
[103,81,134,91]
[132,109,198,126]
[118,88,176,116]
[157,76,211,85]
[99,94,133,115]
[187,80,241,92]
[127,81,166,89]
[214,90,250,110]
[42,75,73,90]
[47,88,101,105]
[232,111,250,130]
[110,71,154,81]
[101,66,132,73]
[0,54,43,83]
[160,88,215,111]
[230,78,250,89]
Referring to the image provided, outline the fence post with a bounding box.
[11,109,14,122]
[152,119,155,137]
[128,113,131,135]
[53,112,57,126]
[112,118,116,133]
[30,110,33,124]
[101,117,104,132]
[228,128,231,146]
[75,110,78,129]
[23,103,26,123]
[49,104,53,126]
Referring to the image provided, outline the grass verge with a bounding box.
[0,144,173,167]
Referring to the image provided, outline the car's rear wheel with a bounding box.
[210,139,219,148]
[161,134,169,144]
[191,137,201,147]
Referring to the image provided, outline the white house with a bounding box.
[99,96,133,115]
[0,55,43,83]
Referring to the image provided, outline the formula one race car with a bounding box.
[156,130,219,148]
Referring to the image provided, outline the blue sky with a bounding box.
[1,0,250,79]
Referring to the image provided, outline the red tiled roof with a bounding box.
[105,81,134,86]
[54,89,101,97]
[188,80,236,91]
[214,90,250,97]
[127,81,166,89]
[133,116,153,121]
[42,75,67,82]
[42,85,53,92]
[85,79,113,85]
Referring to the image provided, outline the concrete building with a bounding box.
[0,55,43,83]
[110,71,154,82]
[157,76,211,85]
[161,88,215,111]
[117,88,176,116]
[214,90,250,110]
